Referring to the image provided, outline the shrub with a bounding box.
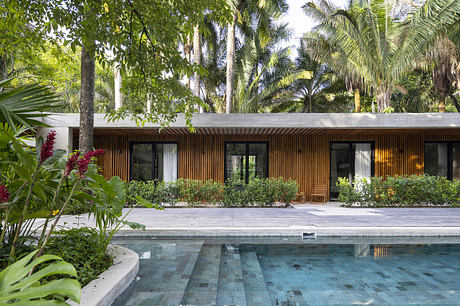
[338,175,460,207]
[222,177,249,207]
[127,177,298,207]
[46,227,113,287]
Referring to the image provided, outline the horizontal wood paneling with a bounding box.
[71,129,460,201]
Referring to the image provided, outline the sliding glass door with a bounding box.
[225,142,268,183]
[424,141,460,180]
[130,142,178,182]
[330,142,374,199]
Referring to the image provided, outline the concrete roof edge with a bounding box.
[38,112,460,129]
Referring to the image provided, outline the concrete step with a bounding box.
[125,242,203,306]
[181,244,222,305]
[240,251,272,306]
[217,244,247,306]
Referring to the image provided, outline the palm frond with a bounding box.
[0,79,61,132]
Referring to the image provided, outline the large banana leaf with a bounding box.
[0,250,81,305]
[0,79,61,133]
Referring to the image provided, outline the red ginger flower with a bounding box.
[77,149,104,178]
[64,152,80,177]
[0,182,10,203]
[40,131,56,163]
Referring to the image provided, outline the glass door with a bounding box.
[225,143,247,181]
[131,143,178,182]
[330,142,373,200]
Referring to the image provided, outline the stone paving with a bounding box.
[50,204,460,237]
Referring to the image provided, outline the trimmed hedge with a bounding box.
[127,177,298,207]
[337,175,460,207]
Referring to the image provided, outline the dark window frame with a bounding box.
[129,141,179,181]
[329,141,375,199]
[224,141,269,183]
[424,141,460,180]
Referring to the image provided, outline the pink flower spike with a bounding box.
[40,130,56,163]
[0,182,10,203]
[77,149,104,178]
[64,152,80,177]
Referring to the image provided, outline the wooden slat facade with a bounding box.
[73,129,460,201]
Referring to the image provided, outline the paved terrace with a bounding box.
[52,205,460,237]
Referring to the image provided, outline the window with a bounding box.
[130,143,178,182]
[424,142,460,179]
[330,142,374,199]
[225,142,268,183]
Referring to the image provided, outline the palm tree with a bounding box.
[271,45,352,113]
[193,25,203,113]
[0,79,60,132]
[225,0,288,113]
[201,19,227,112]
[427,36,460,112]
[303,0,460,112]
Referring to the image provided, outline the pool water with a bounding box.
[113,240,460,305]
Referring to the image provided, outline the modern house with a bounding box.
[38,113,460,201]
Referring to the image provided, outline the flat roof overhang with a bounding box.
[41,113,460,135]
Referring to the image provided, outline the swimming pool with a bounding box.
[113,237,460,305]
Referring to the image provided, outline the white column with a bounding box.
[147,96,152,114]
[114,62,122,110]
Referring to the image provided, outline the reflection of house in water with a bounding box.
[354,244,370,257]
[372,244,425,259]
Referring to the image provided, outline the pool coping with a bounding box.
[115,226,460,237]
[68,244,139,306]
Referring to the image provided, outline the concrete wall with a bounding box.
[37,127,73,153]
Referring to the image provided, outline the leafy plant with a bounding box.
[0,78,61,133]
[0,250,81,305]
[86,171,156,250]
[338,175,460,207]
[126,177,298,207]
[46,227,112,287]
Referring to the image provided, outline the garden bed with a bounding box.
[127,177,298,208]
[68,244,138,306]
[337,175,460,208]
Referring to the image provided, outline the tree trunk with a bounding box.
[0,55,7,81]
[79,45,95,153]
[450,94,460,112]
[438,95,446,113]
[354,88,361,113]
[376,87,391,112]
[193,25,203,113]
[309,94,312,113]
[114,62,122,110]
[226,13,237,114]
[184,36,192,90]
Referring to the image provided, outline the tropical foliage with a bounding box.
[2,0,459,115]
[127,177,298,207]
[0,250,81,305]
[337,175,460,207]
[303,0,460,112]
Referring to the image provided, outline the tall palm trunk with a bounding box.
[79,45,95,153]
[114,62,122,110]
[438,95,446,113]
[376,86,391,112]
[193,25,203,113]
[354,88,361,113]
[226,13,237,114]
[184,37,192,90]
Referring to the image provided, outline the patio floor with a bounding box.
[52,204,460,237]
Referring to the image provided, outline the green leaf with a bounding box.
[0,250,81,304]
[133,195,154,208]
[121,220,146,231]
